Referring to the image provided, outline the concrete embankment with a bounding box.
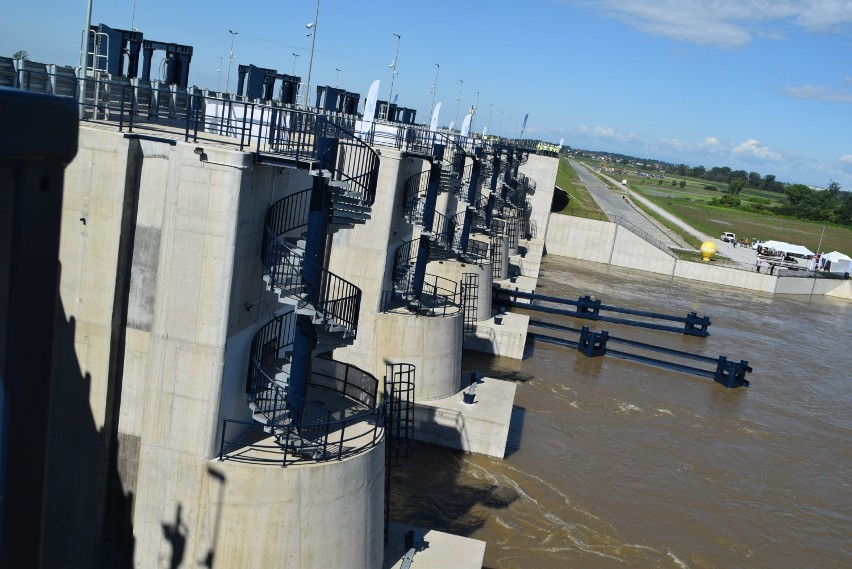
[545,213,852,300]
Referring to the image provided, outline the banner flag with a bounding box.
[430,102,441,132]
[460,112,472,137]
[361,80,380,136]
[520,113,529,137]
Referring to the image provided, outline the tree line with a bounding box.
[572,150,851,226]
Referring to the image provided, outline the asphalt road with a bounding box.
[569,160,758,266]
[569,160,686,248]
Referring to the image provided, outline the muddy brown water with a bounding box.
[389,256,852,568]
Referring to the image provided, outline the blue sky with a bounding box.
[3,0,852,190]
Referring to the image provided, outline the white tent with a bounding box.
[760,240,814,258]
[820,251,851,274]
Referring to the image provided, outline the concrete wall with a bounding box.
[47,124,388,568]
[546,212,852,298]
[372,311,464,401]
[199,444,385,568]
[518,153,559,241]
[328,150,410,376]
[430,256,492,322]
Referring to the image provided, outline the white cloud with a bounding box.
[660,137,685,150]
[841,155,852,164]
[594,126,617,137]
[732,139,781,160]
[782,84,852,103]
[570,0,852,48]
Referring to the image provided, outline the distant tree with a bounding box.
[761,174,783,192]
[727,177,746,196]
[719,194,741,207]
[731,170,749,182]
[748,171,761,188]
[785,184,813,206]
[679,180,686,188]
[827,180,841,198]
[671,179,678,187]
[658,180,663,185]
[12,50,28,61]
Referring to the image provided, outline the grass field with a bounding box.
[572,157,852,254]
[555,158,604,215]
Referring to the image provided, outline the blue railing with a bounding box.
[233,315,385,466]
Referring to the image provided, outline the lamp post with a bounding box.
[454,79,463,130]
[471,90,480,131]
[335,68,341,87]
[291,52,298,76]
[499,110,503,138]
[387,33,401,117]
[225,29,238,94]
[430,62,439,114]
[488,103,493,133]
[217,57,222,91]
[305,0,321,108]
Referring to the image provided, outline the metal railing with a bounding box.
[263,232,362,334]
[228,313,386,466]
[384,238,462,316]
[402,168,430,224]
[219,405,386,467]
[12,68,380,205]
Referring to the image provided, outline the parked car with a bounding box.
[720,232,736,243]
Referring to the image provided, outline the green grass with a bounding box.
[555,157,604,216]
[567,156,852,253]
[630,197,704,249]
[641,195,852,253]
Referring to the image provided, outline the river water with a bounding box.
[389,256,852,568]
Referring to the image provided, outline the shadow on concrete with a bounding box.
[199,465,227,568]
[162,504,187,569]
[503,405,526,459]
[42,296,136,567]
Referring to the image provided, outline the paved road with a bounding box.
[569,160,687,248]
[569,160,758,267]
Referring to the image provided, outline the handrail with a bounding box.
[385,238,462,316]
[402,168,430,223]
[232,314,385,466]
[11,69,379,204]
[429,210,457,251]
[263,190,312,253]
[314,115,380,206]
[263,231,362,334]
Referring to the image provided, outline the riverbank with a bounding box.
[545,212,852,300]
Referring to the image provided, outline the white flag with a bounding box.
[460,112,472,137]
[429,102,441,132]
[360,80,380,136]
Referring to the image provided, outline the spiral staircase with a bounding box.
[242,115,388,460]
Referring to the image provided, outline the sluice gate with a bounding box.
[528,319,751,388]
[494,287,711,336]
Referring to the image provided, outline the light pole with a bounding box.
[488,103,493,133]
[217,57,222,91]
[291,52,299,76]
[225,29,238,94]
[335,68,341,87]
[430,63,439,113]
[471,90,480,131]
[387,33,401,115]
[498,110,503,137]
[305,0,321,108]
[454,79,463,130]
